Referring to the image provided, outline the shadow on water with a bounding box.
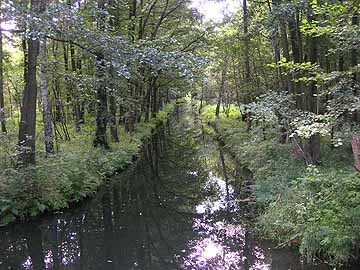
[0,105,358,270]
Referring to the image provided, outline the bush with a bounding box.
[258,166,360,264]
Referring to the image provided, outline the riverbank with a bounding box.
[3,101,341,270]
[198,103,360,266]
[0,101,179,226]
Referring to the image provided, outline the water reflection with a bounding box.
[0,106,358,270]
[195,173,237,215]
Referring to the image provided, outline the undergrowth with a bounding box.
[0,100,179,226]
[199,103,360,265]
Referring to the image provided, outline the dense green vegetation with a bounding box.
[199,107,359,264]
[192,0,360,265]
[0,101,177,225]
[1,0,360,267]
[0,0,202,225]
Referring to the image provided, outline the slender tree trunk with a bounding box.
[94,0,109,148]
[271,26,283,90]
[63,43,71,105]
[22,32,28,92]
[243,0,253,130]
[351,15,358,86]
[51,42,62,122]
[39,39,54,156]
[351,13,358,111]
[243,0,250,80]
[304,7,320,164]
[40,0,54,156]
[288,13,303,108]
[77,51,85,125]
[70,43,82,132]
[151,82,158,118]
[128,0,137,41]
[352,136,360,171]
[107,1,119,142]
[94,52,109,148]
[18,0,40,165]
[351,11,359,170]
[280,19,292,93]
[216,56,228,118]
[109,94,119,142]
[144,79,151,122]
[198,86,204,114]
[0,24,6,133]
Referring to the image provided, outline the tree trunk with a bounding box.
[198,86,204,114]
[351,13,358,88]
[0,23,6,133]
[144,79,151,122]
[151,80,158,118]
[351,12,358,124]
[243,0,252,130]
[280,19,292,93]
[351,136,360,171]
[216,56,228,118]
[107,0,119,142]
[304,7,320,164]
[39,39,54,156]
[70,43,82,132]
[94,52,109,148]
[271,26,283,90]
[18,0,40,165]
[63,43,71,105]
[109,95,119,142]
[351,12,359,169]
[94,0,108,148]
[243,0,250,80]
[288,13,303,108]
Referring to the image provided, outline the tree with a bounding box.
[0,9,6,134]
[215,55,228,118]
[18,0,40,165]
[39,38,54,155]
[93,0,109,149]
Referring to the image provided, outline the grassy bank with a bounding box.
[0,101,178,226]
[199,103,360,265]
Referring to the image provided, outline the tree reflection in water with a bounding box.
[0,107,349,270]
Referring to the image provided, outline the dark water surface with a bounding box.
[0,106,358,270]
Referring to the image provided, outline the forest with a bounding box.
[0,0,360,269]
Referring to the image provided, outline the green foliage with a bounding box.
[258,165,360,264]
[200,104,241,120]
[0,102,176,226]
[207,114,360,265]
[155,103,175,125]
[201,104,217,119]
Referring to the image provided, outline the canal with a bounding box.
[0,105,356,270]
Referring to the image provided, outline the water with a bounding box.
[0,106,358,270]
